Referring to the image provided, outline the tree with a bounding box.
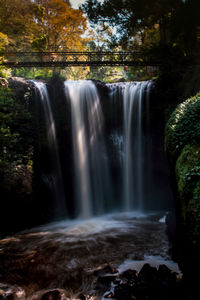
[33,0,88,51]
[81,0,200,56]
[0,0,89,52]
[0,32,9,60]
[81,0,172,46]
[0,32,9,77]
[0,0,35,49]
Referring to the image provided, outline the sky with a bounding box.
[70,0,86,9]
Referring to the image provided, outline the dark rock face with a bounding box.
[91,79,110,99]
[8,77,30,89]
[7,77,34,103]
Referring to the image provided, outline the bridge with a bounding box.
[2,51,159,67]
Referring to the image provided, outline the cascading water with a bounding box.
[64,80,112,218]
[109,81,153,212]
[32,81,66,218]
[32,79,172,218]
[123,81,152,211]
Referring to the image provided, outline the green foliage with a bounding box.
[176,145,200,244]
[14,68,53,80]
[0,32,9,77]
[191,180,200,243]
[176,145,200,202]
[0,86,33,168]
[0,0,36,49]
[0,32,9,56]
[31,35,48,51]
[0,85,34,198]
[82,0,200,69]
[165,92,200,162]
[166,91,200,247]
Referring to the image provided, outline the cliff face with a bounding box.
[165,92,200,278]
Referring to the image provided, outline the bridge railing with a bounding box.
[2,51,157,67]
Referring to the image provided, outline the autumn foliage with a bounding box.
[0,0,88,52]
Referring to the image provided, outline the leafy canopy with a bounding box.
[0,0,88,51]
[33,0,88,51]
[82,0,200,55]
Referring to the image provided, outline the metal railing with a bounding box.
[2,51,159,67]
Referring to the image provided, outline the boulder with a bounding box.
[119,269,137,285]
[103,263,182,300]
[7,77,34,104]
[138,263,158,282]
[8,77,29,90]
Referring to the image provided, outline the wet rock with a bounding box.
[119,269,137,285]
[158,264,177,284]
[135,264,164,299]
[93,264,118,277]
[97,275,116,285]
[77,293,86,300]
[102,263,183,300]
[96,274,117,292]
[138,263,158,281]
[7,77,34,104]
[93,265,118,294]
[103,290,114,298]
[114,284,133,300]
[8,77,29,89]
[0,283,26,300]
[27,289,68,300]
[91,79,110,95]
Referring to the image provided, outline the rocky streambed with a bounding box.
[0,212,183,299]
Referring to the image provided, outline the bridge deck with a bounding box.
[2,51,159,67]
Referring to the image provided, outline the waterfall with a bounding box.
[64,80,112,218]
[109,81,152,212]
[32,81,66,218]
[124,81,151,211]
[123,83,138,211]
[32,79,173,221]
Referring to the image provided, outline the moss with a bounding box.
[176,144,200,223]
[165,90,200,252]
[165,92,200,163]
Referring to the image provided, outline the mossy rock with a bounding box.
[165,90,200,253]
[190,180,200,244]
[176,144,200,223]
[165,92,200,163]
